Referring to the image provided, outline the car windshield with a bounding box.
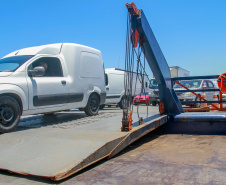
[140,92,149,96]
[174,80,202,89]
[0,55,34,72]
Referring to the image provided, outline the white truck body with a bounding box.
[104,68,149,108]
[170,66,190,78]
[0,43,106,132]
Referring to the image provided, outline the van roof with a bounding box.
[105,68,125,74]
[105,68,149,77]
[3,43,100,58]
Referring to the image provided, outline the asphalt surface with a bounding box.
[1,105,226,184]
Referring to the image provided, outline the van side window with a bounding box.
[105,73,108,86]
[29,57,63,77]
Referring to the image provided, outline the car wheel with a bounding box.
[119,96,126,109]
[99,104,105,110]
[84,94,100,116]
[0,96,21,133]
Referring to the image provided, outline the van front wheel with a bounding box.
[84,94,100,116]
[0,96,21,133]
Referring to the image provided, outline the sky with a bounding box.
[0,0,226,76]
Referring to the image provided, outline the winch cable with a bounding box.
[124,12,150,128]
[133,47,142,118]
[133,47,149,120]
[142,48,149,120]
[124,12,134,112]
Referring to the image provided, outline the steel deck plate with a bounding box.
[0,108,167,181]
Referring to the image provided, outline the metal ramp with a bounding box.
[0,109,167,181]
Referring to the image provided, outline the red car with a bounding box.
[133,92,150,105]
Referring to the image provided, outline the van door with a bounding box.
[26,56,69,110]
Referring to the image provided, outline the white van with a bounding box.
[0,43,106,133]
[102,68,149,109]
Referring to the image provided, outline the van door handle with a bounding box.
[61,80,66,85]
[106,87,109,91]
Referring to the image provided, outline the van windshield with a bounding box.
[0,55,34,72]
[149,79,158,88]
[140,92,149,95]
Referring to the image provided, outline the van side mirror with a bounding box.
[28,66,45,77]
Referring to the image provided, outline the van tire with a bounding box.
[99,104,105,110]
[152,101,157,106]
[0,96,21,133]
[84,94,100,116]
[44,113,55,116]
[119,96,126,109]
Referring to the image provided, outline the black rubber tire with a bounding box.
[152,101,157,106]
[0,96,21,133]
[84,94,100,116]
[99,104,105,110]
[119,96,126,109]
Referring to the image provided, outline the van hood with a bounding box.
[0,72,13,77]
[174,87,201,90]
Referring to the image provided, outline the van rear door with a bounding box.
[105,73,124,104]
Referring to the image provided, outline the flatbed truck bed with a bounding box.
[0,106,166,181]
